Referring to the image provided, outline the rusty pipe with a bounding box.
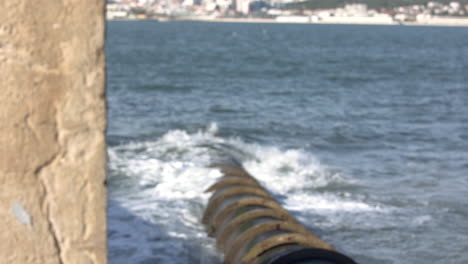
[203,161,357,264]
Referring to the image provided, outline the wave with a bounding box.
[107,123,387,263]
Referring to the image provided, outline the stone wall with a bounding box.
[0,1,107,263]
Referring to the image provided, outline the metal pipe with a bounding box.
[203,161,358,264]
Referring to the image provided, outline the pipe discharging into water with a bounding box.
[203,160,358,264]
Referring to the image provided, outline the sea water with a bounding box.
[106,21,468,264]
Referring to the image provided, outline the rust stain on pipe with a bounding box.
[215,208,294,248]
[202,161,357,264]
[205,176,260,193]
[203,186,273,226]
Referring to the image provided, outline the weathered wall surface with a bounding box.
[0,1,107,263]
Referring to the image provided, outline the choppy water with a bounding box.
[106,21,468,264]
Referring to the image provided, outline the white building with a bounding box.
[450,2,461,10]
[343,4,368,16]
[106,2,130,19]
[216,0,232,12]
[428,1,442,8]
[236,0,250,14]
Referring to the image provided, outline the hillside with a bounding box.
[286,0,468,10]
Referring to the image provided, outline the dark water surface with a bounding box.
[106,21,468,264]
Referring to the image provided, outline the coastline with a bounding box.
[165,16,468,27]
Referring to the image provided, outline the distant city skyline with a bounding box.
[106,0,468,26]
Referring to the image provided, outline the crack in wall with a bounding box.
[37,153,67,264]
[3,2,107,263]
[34,151,59,176]
[38,175,65,264]
[35,111,66,264]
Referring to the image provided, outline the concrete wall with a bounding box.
[0,1,107,264]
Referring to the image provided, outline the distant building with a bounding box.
[236,0,250,14]
[450,2,461,10]
[334,4,368,17]
[345,4,367,16]
[427,1,442,9]
[216,0,232,12]
[107,2,130,19]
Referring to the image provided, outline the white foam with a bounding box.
[284,193,383,212]
[243,147,347,193]
[412,215,432,226]
[108,123,388,263]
